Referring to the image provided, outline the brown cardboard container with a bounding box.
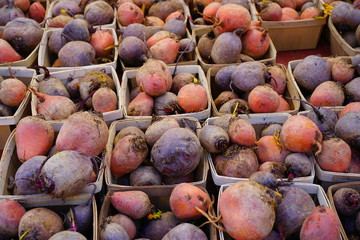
[327,182,360,240]
[193,27,276,73]
[251,0,327,51]
[207,63,300,117]
[328,17,360,56]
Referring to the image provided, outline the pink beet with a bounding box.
[0,39,22,64]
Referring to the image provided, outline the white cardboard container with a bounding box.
[45,0,117,29]
[105,117,208,195]
[0,68,36,125]
[99,189,217,240]
[121,65,211,121]
[193,27,277,73]
[1,194,98,240]
[288,58,348,111]
[251,0,327,51]
[30,65,123,131]
[205,114,315,186]
[119,29,197,71]
[207,64,301,117]
[217,182,336,240]
[0,28,44,68]
[38,28,118,73]
[328,17,360,56]
[0,128,105,197]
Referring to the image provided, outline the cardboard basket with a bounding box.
[193,27,277,73]
[186,1,256,31]
[207,63,300,117]
[0,68,36,125]
[119,29,197,71]
[30,65,123,131]
[0,28,44,68]
[0,128,105,197]
[218,182,337,240]
[327,182,360,240]
[205,114,315,186]
[116,0,188,29]
[251,0,327,51]
[99,188,217,240]
[328,17,360,56]
[45,0,117,29]
[105,117,209,195]
[288,58,349,111]
[121,65,211,121]
[0,194,98,240]
[38,28,118,73]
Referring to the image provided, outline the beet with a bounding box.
[13,155,46,195]
[197,31,216,60]
[231,61,268,92]
[48,29,66,55]
[153,92,178,115]
[52,0,81,17]
[218,98,249,114]
[145,117,180,147]
[100,223,130,240]
[293,55,332,91]
[259,162,287,178]
[129,166,162,186]
[211,29,242,64]
[84,1,114,26]
[171,72,194,94]
[147,0,183,21]
[0,103,12,116]
[335,111,360,150]
[62,19,90,43]
[199,125,229,153]
[162,223,207,240]
[121,23,151,40]
[332,2,360,29]
[249,171,278,189]
[333,188,360,216]
[214,91,239,108]
[141,211,182,240]
[259,2,282,21]
[119,36,149,67]
[0,0,24,26]
[58,41,95,67]
[284,153,312,177]
[163,18,186,37]
[345,77,360,101]
[3,17,42,56]
[114,126,145,146]
[276,186,316,237]
[151,127,201,177]
[36,66,70,98]
[305,102,338,133]
[214,144,259,178]
[104,214,136,239]
[64,203,92,235]
[215,65,239,92]
[261,123,282,137]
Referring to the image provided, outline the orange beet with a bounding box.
[316,137,351,172]
[228,117,256,147]
[275,96,291,112]
[0,200,26,238]
[111,191,152,219]
[331,58,355,84]
[300,6,320,19]
[177,83,208,112]
[202,2,221,23]
[169,183,211,220]
[248,85,280,113]
[255,135,291,163]
[241,26,270,59]
[214,4,251,36]
[150,37,179,64]
[219,181,276,240]
[300,206,341,240]
[0,78,27,107]
[165,11,184,22]
[90,29,114,57]
[92,87,117,113]
[117,2,144,26]
[309,81,345,107]
[280,115,322,154]
[16,116,55,162]
[281,7,299,21]
[339,102,360,118]
[0,39,22,64]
